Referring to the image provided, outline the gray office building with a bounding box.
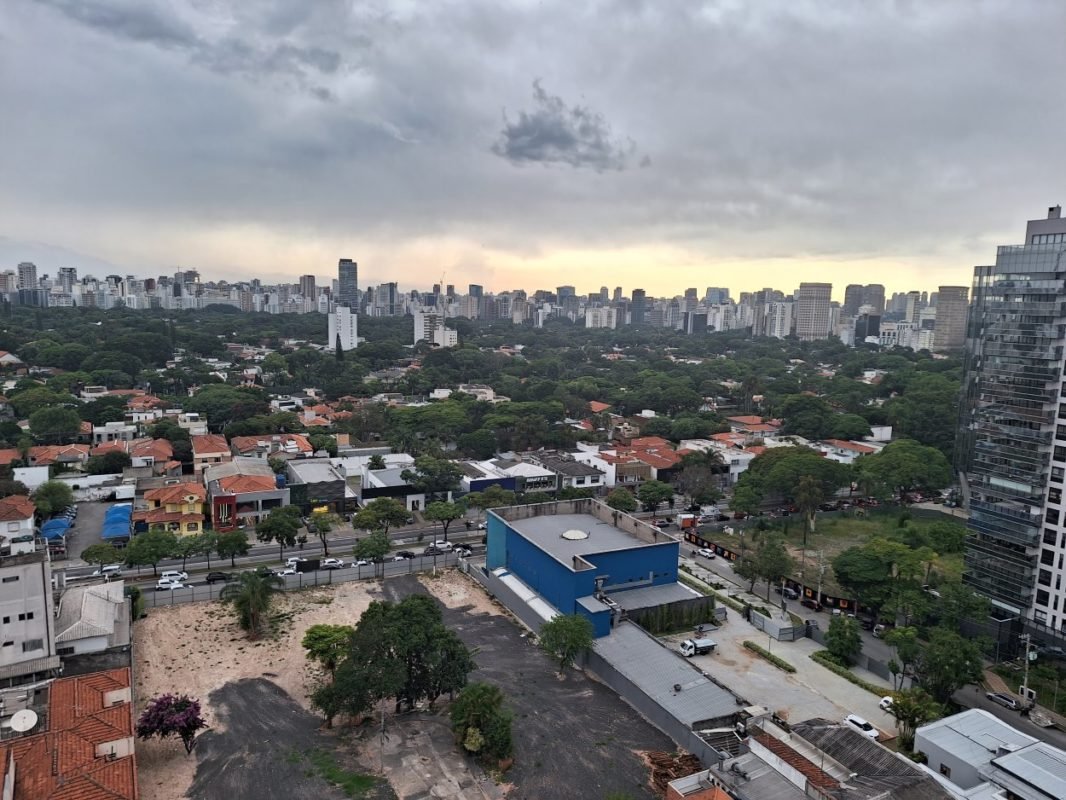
[337,259,358,307]
[958,206,1066,627]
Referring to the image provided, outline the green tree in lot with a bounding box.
[172,535,202,571]
[215,530,251,567]
[465,485,517,519]
[220,569,284,640]
[729,482,763,516]
[855,439,952,502]
[352,497,409,535]
[637,480,674,513]
[353,530,391,563]
[887,688,942,752]
[450,683,514,766]
[538,613,595,672]
[605,489,638,513]
[423,501,465,541]
[307,433,337,457]
[85,451,133,475]
[885,626,921,690]
[9,387,78,418]
[124,529,179,577]
[309,511,339,556]
[255,506,302,560]
[32,480,74,518]
[912,628,984,705]
[753,535,793,601]
[932,582,989,629]
[81,543,122,568]
[733,553,760,594]
[302,624,355,678]
[28,406,83,442]
[832,538,919,620]
[674,462,722,507]
[400,456,463,501]
[883,373,960,459]
[825,616,863,666]
[792,474,823,546]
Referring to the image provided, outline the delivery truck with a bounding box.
[679,638,717,657]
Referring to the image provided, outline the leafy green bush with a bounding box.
[743,641,796,673]
[810,650,885,695]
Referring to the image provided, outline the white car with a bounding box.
[879,696,894,712]
[159,570,188,583]
[696,547,716,559]
[845,714,879,739]
[156,579,186,591]
[321,558,346,569]
[353,559,369,567]
[454,545,472,557]
[275,567,297,577]
[431,540,454,552]
[93,564,123,578]
[285,557,307,568]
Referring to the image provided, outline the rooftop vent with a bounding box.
[561,529,589,541]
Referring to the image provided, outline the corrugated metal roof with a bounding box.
[916,709,1037,767]
[988,743,1066,800]
[593,621,740,726]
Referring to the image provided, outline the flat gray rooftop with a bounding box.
[611,581,700,611]
[594,620,740,726]
[288,460,343,483]
[509,513,654,564]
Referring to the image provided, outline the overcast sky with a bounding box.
[2,0,1065,298]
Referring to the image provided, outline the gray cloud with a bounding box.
[493,81,636,170]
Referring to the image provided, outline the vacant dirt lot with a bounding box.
[134,580,382,800]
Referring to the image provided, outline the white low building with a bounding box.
[54,581,130,657]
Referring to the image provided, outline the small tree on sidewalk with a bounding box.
[136,694,207,754]
[538,613,594,672]
[825,616,863,666]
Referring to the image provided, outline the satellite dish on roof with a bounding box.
[561,529,589,541]
[10,709,38,733]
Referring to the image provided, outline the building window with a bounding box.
[939,764,951,778]
[1046,509,1061,525]
[5,523,17,532]
[1,642,11,648]
[1,576,18,584]
[1039,569,1053,586]
[1042,549,1056,566]
[1051,488,1063,505]
[57,646,74,656]
[1036,610,1048,623]
[1037,589,1050,607]
[187,523,199,532]
[1045,528,1059,545]
[21,639,42,653]
[16,612,32,621]
[1054,467,1065,484]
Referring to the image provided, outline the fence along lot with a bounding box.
[141,552,462,608]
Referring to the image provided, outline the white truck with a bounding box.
[679,638,717,657]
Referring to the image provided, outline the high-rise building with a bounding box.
[16,262,37,290]
[299,275,316,299]
[337,259,358,307]
[57,267,78,293]
[613,286,623,302]
[762,301,794,339]
[794,283,832,341]
[843,284,865,316]
[958,205,1066,624]
[328,305,359,351]
[468,284,483,298]
[705,287,730,305]
[904,290,922,323]
[864,284,886,315]
[630,289,646,326]
[557,285,576,300]
[932,286,969,352]
[413,308,457,347]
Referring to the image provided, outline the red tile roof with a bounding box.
[822,439,876,454]
[5,668,138,800]
[229,434,312,455]
[0,495,35,521]
[628,436,672,449]
[727,415,764,425]
[191,434,229,456]
[588,400,612,414]
[753,732,839,793]
[143,483,206,505]
[30,445,90,466]
[0,448,20,466]
[218,474,278,494]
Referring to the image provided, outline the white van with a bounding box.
[679,638,717,657]
[93,564,122,579]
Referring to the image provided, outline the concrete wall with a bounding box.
[466,564,548,634]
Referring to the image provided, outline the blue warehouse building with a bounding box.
[486,499,684,637]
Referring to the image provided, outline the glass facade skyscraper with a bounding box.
[959,206,1066,628]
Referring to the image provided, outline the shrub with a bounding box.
[743,641,797,673]
[810,650,885,695]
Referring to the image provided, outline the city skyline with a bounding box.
[3,3,1066,295]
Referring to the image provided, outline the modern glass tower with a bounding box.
[958,206,1066,628]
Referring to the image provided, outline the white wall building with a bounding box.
[413,308,458,347]
[328,305,359,351]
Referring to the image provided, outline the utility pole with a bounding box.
[1020,634,1034,705]
[815,551,826,607]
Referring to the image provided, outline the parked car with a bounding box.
[285,557,307,568]
[879,696,895,712]
[394,551,416,560]
[353,559,370,567]
[159,570,188,583]
[986,692,1020,710]
[93,564,123,579]
[274,567,297,577]
[205,572,232,584]
[321,558,346,570]
[653,519,671,529]
[800,598,823,612]
[872,624,889,638]
[155,579,186,591]
[715,514,730,522]
[805,619,820,629]
[845,714,879,739]
[454,545,472,557]
[431,540,454,552]
[818,503,836,512]
[423,545,445,556]
[773,586,799,600]
[696,547,716,559]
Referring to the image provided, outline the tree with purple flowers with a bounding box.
[136,694,207,754]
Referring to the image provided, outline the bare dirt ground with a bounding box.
[134,581,382,800]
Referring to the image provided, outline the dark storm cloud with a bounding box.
[35,0,343,97]
[493,81,636,171]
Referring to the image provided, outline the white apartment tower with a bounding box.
[413,308,457,348]
[794,282,832,341]
[328,305,359,351]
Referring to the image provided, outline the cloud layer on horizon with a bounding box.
[2,1,1065,295]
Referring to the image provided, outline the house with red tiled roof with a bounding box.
[0,495,36,550]
[229,433,313,461]
[133,482,206,536]
[28,444,90,469]
[0,448,21,467]
[818,438,881,465]
[204,458,290,531]
[191,434,231,475]
[2,667,138,800]
[588,400,612,414]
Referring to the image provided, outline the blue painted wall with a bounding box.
[580,606,613,637]
[486,514,508,570]
[585,542,679,592]
[468,476,518,493]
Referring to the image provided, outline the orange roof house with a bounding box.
[29,444,90,467]
[0,494,35,522]
[588,400,612,414]
[2,668,138,800]
[191,434,231,474]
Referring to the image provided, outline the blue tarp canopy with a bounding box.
[40,518,70,536]
[102,523,131,541]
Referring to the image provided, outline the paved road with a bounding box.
[953,686,1066,749]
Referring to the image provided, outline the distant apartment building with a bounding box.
[328,305,359,351]
[584,307,618,329]
[958,205,1066,626]
[298,274,316,300]
[932,285,969,351]
[413,308,458,347]
[794,282,832,341]
[761,301,793,339]
[337,258,358,307]
[16,262,36,290]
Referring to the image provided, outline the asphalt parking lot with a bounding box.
[59,500,117,561]
[383,575,674,800]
